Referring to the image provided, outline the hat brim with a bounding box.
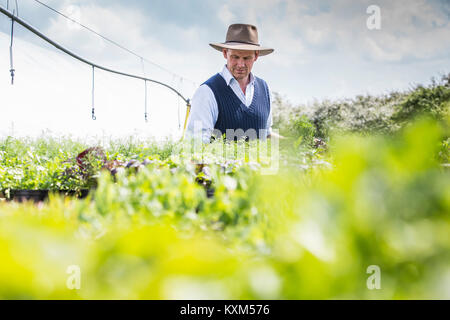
[209,42,274,56]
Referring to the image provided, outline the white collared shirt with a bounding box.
[186,65,273,142]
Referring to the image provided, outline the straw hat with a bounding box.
[209,24,274,56]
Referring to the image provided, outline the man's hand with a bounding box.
[267,131,285,140]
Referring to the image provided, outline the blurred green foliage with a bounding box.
[0,117,449,299]
[1,75,449,299]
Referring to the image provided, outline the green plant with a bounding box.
[392,77,450,124]
[287,115,317,147]
[0,118,449,299]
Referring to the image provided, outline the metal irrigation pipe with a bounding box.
[0,5,190,105]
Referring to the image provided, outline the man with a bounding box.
[186,24,278,142]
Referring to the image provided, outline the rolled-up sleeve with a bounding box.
[186,84,218,143]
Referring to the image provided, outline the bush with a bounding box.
[272,74,450,143]
[392,76,450,124]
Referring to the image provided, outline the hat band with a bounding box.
[225,40,261,46]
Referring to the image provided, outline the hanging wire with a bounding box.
[140,57,148,122]
[9,8,15,85]
[8,0,20,84]
[177,78,184,130]
[91,66,96,120]
[173,75,181,129]
[144,80,148,123]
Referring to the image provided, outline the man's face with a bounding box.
[223,49,259,81]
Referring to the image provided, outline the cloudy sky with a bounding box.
[0,0,449,139]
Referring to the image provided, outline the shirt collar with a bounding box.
[221,65,255,87]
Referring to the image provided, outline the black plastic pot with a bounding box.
[57,189,90,199]
[206,187,215,198]
[5,189,91,203]
[8,190,49,203]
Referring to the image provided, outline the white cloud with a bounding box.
[45,4,145,61]
[358,0,450,61]
[1,0,448,124]
[233,0,450,63]
[36,3,211,91]
[218,4,235,26]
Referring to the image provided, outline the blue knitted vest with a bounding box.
[203,73,270,140]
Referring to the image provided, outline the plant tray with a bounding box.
[3,189,90,203]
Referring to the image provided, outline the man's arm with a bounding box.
[186,85,218,143]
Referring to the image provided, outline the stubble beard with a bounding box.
[232,68,249,81]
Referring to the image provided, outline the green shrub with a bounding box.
[272,74,450,139]
[392,76,450,124]
[287,115,317,147]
